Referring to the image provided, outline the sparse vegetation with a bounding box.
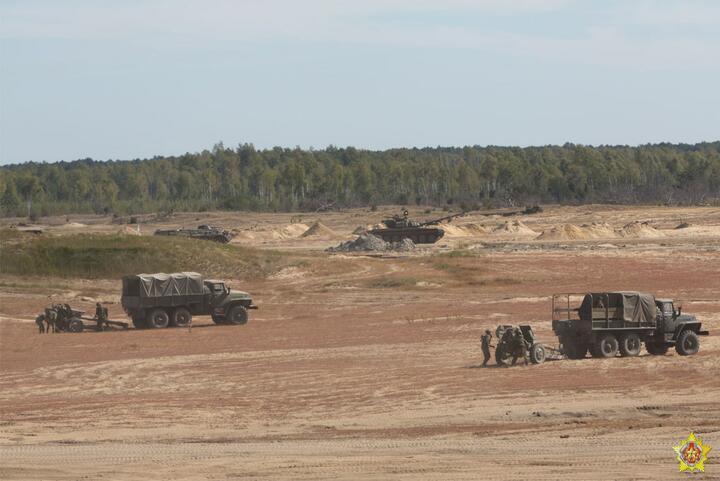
[0,230,292,279]
[365,277,419,289]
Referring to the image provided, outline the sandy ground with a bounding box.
[1,205,720,480]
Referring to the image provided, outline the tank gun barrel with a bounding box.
[417,211,468,227]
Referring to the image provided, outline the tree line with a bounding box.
[1,142,719,217]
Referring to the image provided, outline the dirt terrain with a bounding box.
[1,205,719,480]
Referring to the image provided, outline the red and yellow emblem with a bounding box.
[673,432,712,472]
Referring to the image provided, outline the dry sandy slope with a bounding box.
[1,206,720,480]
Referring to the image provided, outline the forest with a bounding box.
[1,142,719,217]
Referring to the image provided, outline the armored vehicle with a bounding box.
[552,292,708,359]
[368,210,465,244]
[121,272,257,329]
[154,225,234,243]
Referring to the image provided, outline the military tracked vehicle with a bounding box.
[368,210,466,244]
[121,272,256,328]
[552,292,708,359]
[154,224,234,243]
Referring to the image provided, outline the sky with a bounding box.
[1,0,719,164]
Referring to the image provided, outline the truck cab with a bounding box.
[203,280,256,324]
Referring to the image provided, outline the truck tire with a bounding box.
[211,315,226,325]
[619,333,641,357]
[646,342,669,355]
[675,330,699,356]
[171,307,192,327]
[68,318,84,333]
[147,308,170,329]
[530,343,546,364]
[226,305,248,325]
[594,334,619,358]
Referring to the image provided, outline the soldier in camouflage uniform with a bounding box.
[35,313,46,333]
[511,328,529,366]
[45,306,58,333]
[480,329,494,367]
[95,302,108,331]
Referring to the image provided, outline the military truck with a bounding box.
[552,292,708,359]
[154,225,234,243]
[121,272,256,329]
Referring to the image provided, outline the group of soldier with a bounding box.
[480,327,530,367]
[35,302,108,334]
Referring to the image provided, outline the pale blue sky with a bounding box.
[1,0,719,164]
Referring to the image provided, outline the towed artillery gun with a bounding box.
[368,210,468,244]
[154,224,234,243]
[121,272,257,329]
[53,306,128,333]
[552,292,708,359]
[494,324,562,365]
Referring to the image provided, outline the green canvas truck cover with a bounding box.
[133,272,204,297]
[580,292,656,324]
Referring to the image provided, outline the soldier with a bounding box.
[480,329,494,367]
[45,306,58,333]
[95,302,108,331]
[511,328,529,366]
[35,313,46,334]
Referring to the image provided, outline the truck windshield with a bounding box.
[212,284,226,295]
[662,303,674,318]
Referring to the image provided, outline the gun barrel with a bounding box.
[418,211,467,226]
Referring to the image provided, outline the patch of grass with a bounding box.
[0,231,294,279]
[429,255,520,286]
[365,276,419,289]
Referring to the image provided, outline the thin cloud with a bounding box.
[0,0,717,70]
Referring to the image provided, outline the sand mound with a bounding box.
[301,221,339,238]
[58,222,87,229]
[438,222,488,237]
[491,220,537,237]
[277,223,309,238]
[461,223,489,235]
[117,226,141,236]
[581,222,617,238]
[536,222,620,241]
[616,221,665,238]
[536,224,590,240]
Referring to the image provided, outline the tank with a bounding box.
[368,210,464,244]
[154,225,234,243]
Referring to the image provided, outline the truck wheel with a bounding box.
[171,307,192,327]
[226,305,248,325]
[68,318,84,333]
[147,309,170,329]
[594,334,619,358]
[619,333,642,357]
[675,330,699,356]
[530,343,546,364]
[211,315,226,325]
[646,342,669,355]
